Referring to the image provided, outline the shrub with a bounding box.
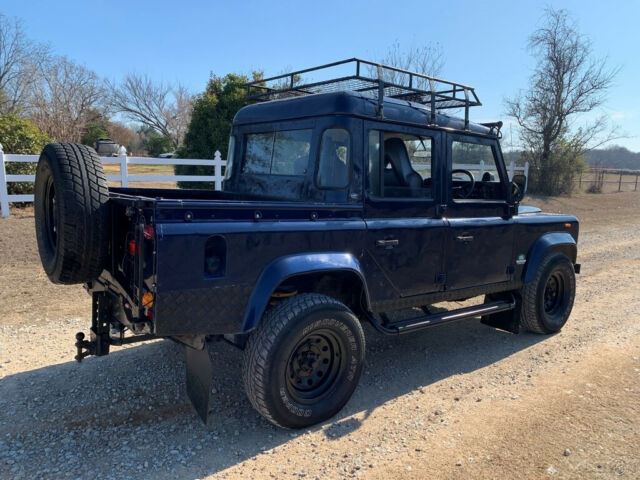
[145,134,174,157]
[0,114,52,194]
[175,73,252,189]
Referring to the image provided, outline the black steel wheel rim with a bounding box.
[543,273,564,314]
[286,329,344,404]
[44,176,58,251]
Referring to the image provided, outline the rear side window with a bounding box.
[316,128,350,189]
[244,129,312,175]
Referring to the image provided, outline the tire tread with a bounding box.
[242,293,363,428]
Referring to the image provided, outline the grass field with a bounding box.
[575,171,640,193]
[102,163,182,189]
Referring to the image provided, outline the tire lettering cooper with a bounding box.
[280,387,312,417]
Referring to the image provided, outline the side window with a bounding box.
[316,128,350,189]
[368,130,434,199]
[451,141,505,200]
[244,129,312,176]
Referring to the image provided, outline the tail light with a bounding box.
[128,238,137,256]
[142,292,154,308]
[128,224,154,256]
[143,225,155,239]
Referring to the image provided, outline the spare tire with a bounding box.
[34,143,109,285]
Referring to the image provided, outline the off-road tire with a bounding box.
[243,293,365,429]
[520,252,576,334]
[34,143,109,284]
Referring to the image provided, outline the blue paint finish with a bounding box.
[241,252,370,332]
[515,214,578,225]
[158,219,366,236]
[523,232,577,283]
[234,91,495,138]
[517,205,542,214]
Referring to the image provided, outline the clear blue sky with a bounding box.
[3,0,639,151]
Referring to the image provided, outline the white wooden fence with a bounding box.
[0,145,226,218]
[414,161,529,187]
[0,143,529,219]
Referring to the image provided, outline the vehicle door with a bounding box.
[444,134,515,291]
[363,122,447,299]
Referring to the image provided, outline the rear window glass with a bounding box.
[244,129,312,176]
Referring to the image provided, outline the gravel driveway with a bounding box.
[1,193,638,480]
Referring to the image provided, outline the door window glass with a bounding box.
[451,141,505,200]
[316,128,350,188]
[368,130,434,199]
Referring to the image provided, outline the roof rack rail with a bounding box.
[480,121,503,138]
[246,58,482,129]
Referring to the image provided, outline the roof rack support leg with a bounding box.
[429,79,436,125]
[377,65,384,118]
[464,88,470,130]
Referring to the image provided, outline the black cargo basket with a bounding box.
[246,58,482,128]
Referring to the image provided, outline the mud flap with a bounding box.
[185,344,214,424]
[481,294,521,334]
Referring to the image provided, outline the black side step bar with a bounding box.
[367,298,516,335]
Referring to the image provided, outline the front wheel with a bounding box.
[243,293,365,428]
[519,252,576,333]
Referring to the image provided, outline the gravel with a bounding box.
[1,194,639,479]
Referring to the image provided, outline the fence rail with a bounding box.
[576,168,640,193]
[0,145,226,218]
[1,143,530,219]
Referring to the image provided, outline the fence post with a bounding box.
[579,171,582,190]
[118,146,128,187]
[635,174,638,192]
[618,173,623,192]
[213,150,222,191]
[524,162,529,193]
[0,143,11,218]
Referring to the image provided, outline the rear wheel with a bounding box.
[520,252,576,333]
[34,143,109,284]
[243,293,365,428]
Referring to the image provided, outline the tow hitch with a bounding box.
[74,292,154,362]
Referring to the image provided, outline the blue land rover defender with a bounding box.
[33,59,580,428]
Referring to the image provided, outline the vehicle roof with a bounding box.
[233,91,494,137]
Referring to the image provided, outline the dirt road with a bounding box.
[0,193,638,480]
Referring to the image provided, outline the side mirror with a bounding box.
[511,173,526,202]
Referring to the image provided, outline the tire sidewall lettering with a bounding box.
[275,309,362,420]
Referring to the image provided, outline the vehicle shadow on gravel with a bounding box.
[0,320,546,479]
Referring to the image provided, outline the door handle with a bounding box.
[376,239,399,247]
[456,235,474,242]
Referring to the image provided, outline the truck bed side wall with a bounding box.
[152,204,367,335]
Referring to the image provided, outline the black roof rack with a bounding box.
[246,58,482,129]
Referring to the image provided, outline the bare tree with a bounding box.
[107,74,192,148]
[377,40,445,87]
[505,8,619,195]
[27,56,105,142]
[0,14,50,114]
